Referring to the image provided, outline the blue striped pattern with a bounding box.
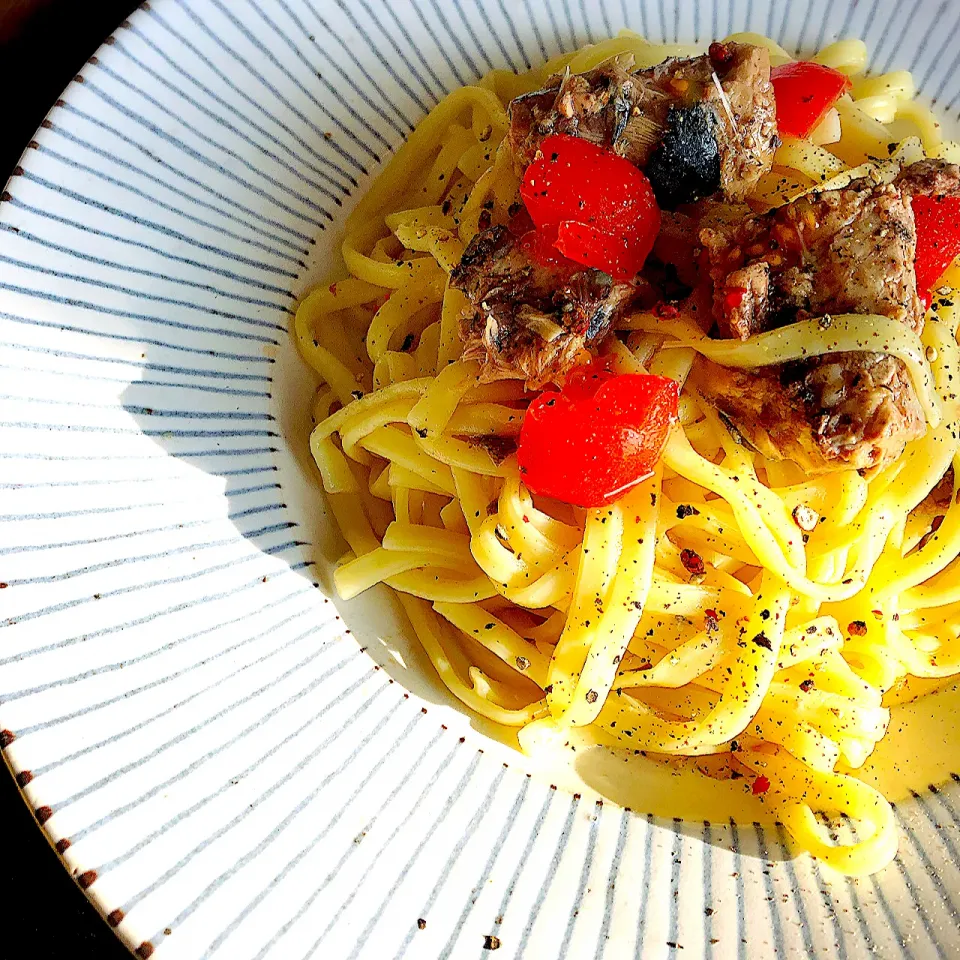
[3,1,960,958]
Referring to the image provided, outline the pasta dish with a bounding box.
[295,31,960,876]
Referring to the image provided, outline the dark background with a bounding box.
[3,1,147,956]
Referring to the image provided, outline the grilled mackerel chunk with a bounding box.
[451,224,637,387]
[691,161,960,473]
[507,42,778,206]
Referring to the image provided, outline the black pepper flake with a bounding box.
[760,609,770,621]
[483,935,502,950]
[751,631,772,651]
[544,684,554,694]
[516,656,530,671]
[676,504,700,520]
[484,623,495,630]
[729,739,740,752]
[805,625,817,635]
[799,679,815,692]
[400,333,415,352]
[586,690,598,704]
[416,427,428,438]
[848,620,868,637]
[350,390,364,401]
[417,919,427,930]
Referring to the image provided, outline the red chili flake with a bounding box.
[847,620,868,637]
[918,515,945,551]
[791,504,818,532]
[799,679,815,692]
[871,609,883,620]
[680,548,705,577]
[638,661,653,671]
[522,515,530,523]
[709,41,734,66]
[705,608,719,621]
[654,302,680,319]
[723,287,747,310]
[751,775,771,796]
[704,610,720,633]
[328,283,337,295]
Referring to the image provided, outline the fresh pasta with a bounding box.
[295,30,960,876]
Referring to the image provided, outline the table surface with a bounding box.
[2,1,149,956]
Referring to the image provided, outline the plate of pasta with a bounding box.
[3,1,960,958]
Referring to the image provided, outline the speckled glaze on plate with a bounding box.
[1,1,959,957]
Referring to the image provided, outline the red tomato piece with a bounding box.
[521,134,657,231]
[555,220,654,281]
[770,61,852,138]
[517,226,581,276]
[517,366,679,508]
[913,195,960,309]
[519,134,660,278]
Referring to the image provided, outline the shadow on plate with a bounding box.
[116,327,802,874]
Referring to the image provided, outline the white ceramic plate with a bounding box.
[2,1,960,957]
